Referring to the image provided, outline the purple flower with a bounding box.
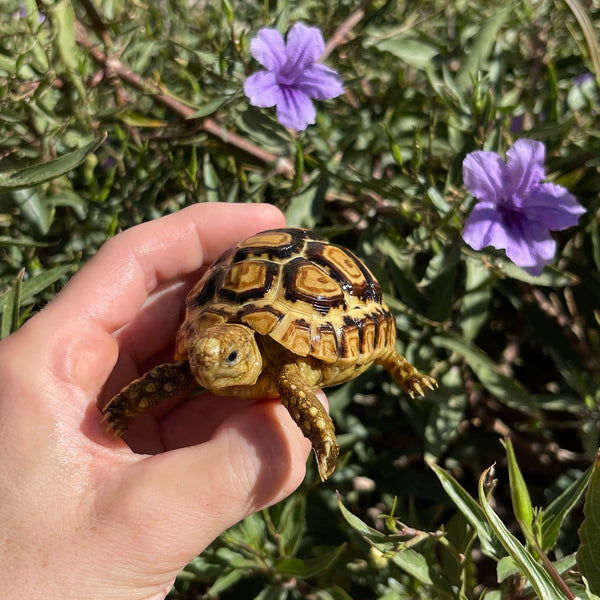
[462,139,585,276]
[243,23,343,131]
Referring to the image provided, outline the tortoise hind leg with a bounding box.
[276,363,339,482]
[102,361,195,436]
[377,350,437,398]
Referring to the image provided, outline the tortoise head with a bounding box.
[187,324,263,389]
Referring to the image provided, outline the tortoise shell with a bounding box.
[175,228,397,381]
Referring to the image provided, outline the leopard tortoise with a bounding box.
[102,227,437,480]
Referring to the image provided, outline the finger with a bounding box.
[99,398,311,570]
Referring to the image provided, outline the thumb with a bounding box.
[99,399,310,574]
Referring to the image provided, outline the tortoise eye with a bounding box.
[224,350,239,365]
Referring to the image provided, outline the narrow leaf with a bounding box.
[52,0,87,100]
[275,544,346,578]
[478,466,567,600]
[429,461,505,560]
[275,494,306,557]
[457,5,513,87]
[502,438,534,534]
[461,256,493,342]
[1,270,23,339]
[205,568,246,596]
[337,494,395,549]
[22,266,75,303]
[0,136,106,193]
[202,153,225,203]
[540,466,592,552]
[433,334,540,417]
[371,37,438,69]
[577,450,600,596]
[337,495,435,585]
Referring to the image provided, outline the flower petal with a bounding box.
[279,23,325,82]
[275,86,316,130]
[503,138,546,198]
[463,203,556,275]
[462,203,510,250]
[293,64,343,100]
[520,182,586,231]
[463,151,505,204]
[250,28,286,72]
[243,71,281,108]
[502,218,556,276]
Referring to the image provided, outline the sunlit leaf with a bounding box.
[502,438,534,535]
[478,466,567,599]
[1,270,23,339]
[337,495,435,585]
[577,450,600,597]
[540,466,592,552]
[429,461,505,560]
[457,5,513,87]
[0,136,106,193]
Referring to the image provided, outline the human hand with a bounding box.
[0,203,315,600]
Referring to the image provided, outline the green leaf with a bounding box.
[202,153,225,203]
[0,136,106,193]
[187,94,236,119]
[51,0,87,101]
[498,260,579,287]
[20,266,76,306]
[1,270,23,339]
[337,494,395,549]
[233,512,265,550]
[461,256,493,342]
[370,37,438,70]
[562,0,600,80]
[53,0,78,70]
[577,450,600,597]
[433,334,540,417]
[428,461,505,560]
[478,466,567,599]
[205,567,246,596]
[539,466,592,552]
[0,265,76,320]
[275,544,346,579]
[337,495,435,585]
[502,438,534,535]
[273,494,306,557]
[12,188,54,235]
[497,556,520,582]
[457,5,513,87]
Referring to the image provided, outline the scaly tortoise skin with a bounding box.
[102,228,437,480]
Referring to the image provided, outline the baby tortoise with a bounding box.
[102,228,437,480]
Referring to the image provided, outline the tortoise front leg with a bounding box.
[102,361,195,436]
[276,363,339,481]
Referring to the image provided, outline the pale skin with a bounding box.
[0,203,318,600]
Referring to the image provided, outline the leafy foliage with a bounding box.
[1,0,599,598]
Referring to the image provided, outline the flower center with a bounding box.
[497,200,527,235]
[277,72,298,86]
